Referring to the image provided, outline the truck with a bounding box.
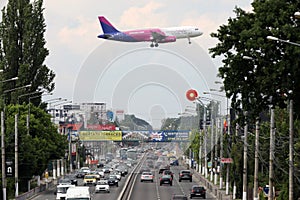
[65,186,91,200]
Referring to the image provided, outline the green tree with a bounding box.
[0,0,55,105]
[4,104,67,196]
[209,1,300,198]
[209,1,300,119]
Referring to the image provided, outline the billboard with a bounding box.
[79,131,122,141]
[148,130,190,142]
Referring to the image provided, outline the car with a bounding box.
[111,171,121,181]
[190,185,206,199]
[107,176,119,187]
[170,159,179,166]
[158,167,169,174]
[60,175,78,186]
[139,166,151,174]
[140,171,154,182]
[75,170,86,178]
[83,174,97,186]
[171,194,188,200]
[179,170,192,182]
[55,184,75,200]
[58,178,72,185]
[163,170,174,179]
[159,175,172,186]
[95,179,110,193]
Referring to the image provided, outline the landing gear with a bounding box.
[150,42,159,47]
[188,37,191,44]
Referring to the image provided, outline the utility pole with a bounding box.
[1,111,7,200]
[254,118,260,200]
[204,106,208,178]
[214,117,218,185]
[289,100,293,200]
[242,111,248,200]
[15,114,19,197]
[269,108,275,200]
[210,117,214,182]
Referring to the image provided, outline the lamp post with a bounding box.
[267,34,300,200]
[1,83,31,200]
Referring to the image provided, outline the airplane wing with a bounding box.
[151,31,166,41]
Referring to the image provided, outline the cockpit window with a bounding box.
[195,28,199,30]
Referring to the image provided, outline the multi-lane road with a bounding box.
[31,153,216,200]
[31,167,215,200]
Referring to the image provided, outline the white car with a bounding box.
[141,171,154,182]
[95,179,110,193]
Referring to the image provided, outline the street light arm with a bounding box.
[267,35,300,47]
[3,84,31,94]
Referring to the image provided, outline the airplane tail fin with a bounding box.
[98,16,120,33]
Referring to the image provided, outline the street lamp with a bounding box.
[267,36,300,47]
[1,83,31,200]
[267,34,299,200]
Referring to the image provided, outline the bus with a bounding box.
[127,149,137,160]
[119,148,128,160]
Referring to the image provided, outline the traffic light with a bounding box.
[199,119,203,130]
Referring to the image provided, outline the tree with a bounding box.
[4,104,67,196]
[209,1,300,120]
[209,1,300,198]
[0,0,55,105]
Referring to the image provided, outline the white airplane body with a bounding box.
[97,16,203,47]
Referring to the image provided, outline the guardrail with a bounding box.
[117,153,147,200]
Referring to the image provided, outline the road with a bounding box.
[32,167,216,200]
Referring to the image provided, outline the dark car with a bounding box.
[107,177,119,187]
[158,167,169,174]
[163,170,174,179]
[190,185,206,199]
[170,159,179,166]
[171,194,188,200]
[179,170,192,182]
[75,170,85,178]
[63,175,78,186]
[159,175,172,186]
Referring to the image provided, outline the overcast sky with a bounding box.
[0,0,253,128]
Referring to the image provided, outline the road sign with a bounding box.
[221,158,233,163]
[5,160,14,177]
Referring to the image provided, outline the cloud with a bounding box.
[119,1,168,28]
[57,16,100,55]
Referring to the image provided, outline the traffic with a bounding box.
[31,143,212,200]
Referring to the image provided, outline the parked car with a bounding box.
[179,170,192,182]
[159,175,172,186]
[190,185,206,199]
[140,171,154,182]
[95,179,110,193]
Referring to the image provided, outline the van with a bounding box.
[55,184,75,200]
[66,186,91,200]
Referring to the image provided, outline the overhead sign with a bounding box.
[79,131,122,141]
[221,158,233,163]
[148,130,190,142]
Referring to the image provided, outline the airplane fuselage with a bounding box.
[97,16,203,47]
[98,27,201,42]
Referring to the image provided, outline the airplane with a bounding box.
[97,16,203,47]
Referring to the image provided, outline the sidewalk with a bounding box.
[190,167,232,200]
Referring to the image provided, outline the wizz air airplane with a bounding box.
[97,16,203,47]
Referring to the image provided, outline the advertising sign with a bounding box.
[221,158,233,163]
[79,131,122,141]
[149,130,190,142]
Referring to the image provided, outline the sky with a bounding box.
[0,0,253,129]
